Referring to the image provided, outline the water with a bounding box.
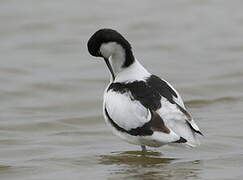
[0,0,243,179]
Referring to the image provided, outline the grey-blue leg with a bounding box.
[141,145,147,152]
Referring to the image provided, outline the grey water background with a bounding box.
[0,0,243,179]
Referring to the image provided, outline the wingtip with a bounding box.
[194,129,204,136]
[186,121,204,136]
[197,131,204,136]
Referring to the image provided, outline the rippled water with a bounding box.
[1,0,243,179]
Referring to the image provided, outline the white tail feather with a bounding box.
[167,119,200,147]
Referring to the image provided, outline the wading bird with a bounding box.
[87,29,202,152]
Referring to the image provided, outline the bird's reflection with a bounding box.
[99,151,173,166]
[98,150,201,180]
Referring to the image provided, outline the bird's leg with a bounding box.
[141,145,147,152]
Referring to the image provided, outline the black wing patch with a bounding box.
[107,75,178,111]
[108,81,161,110]
[146,75,178,104]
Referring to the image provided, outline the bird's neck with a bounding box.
[101,42,148,82]
[100,42,136,80]
[108,46,134,74]
[114,59,150,83]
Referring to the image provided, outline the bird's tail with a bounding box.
[167,119,201,147]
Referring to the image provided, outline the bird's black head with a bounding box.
[87,28,134,67]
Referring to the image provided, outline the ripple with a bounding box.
[128,22,160,31]
[30,82,73,92]
[0,67,31,76]
[21,22,55,32]
[15,39,78,54]
[185,96,240,108]
[59,115,101,125]
[0,121,70,132]
[0,165,12,171]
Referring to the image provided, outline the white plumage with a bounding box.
[104,90,151,130]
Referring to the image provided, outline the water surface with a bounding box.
[0,0,243,179]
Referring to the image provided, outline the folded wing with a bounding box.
[104,89,181,144]
[147,75,202,146]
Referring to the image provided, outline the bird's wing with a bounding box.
[146,75,202,146]
[146,75,184,107]
[146,75,202,134]
[105,75,202,146]
[104,83,181,143]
